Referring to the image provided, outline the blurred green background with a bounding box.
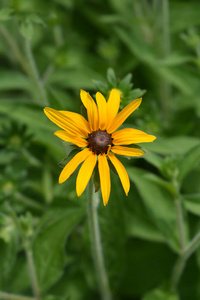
[0,0,200,299]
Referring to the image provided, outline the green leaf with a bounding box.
[120,239,176,296]
[107,68,117,87]
[33,205,85,292]
[170,2,200,33]
[47,67,102,90]
[119,73,132,91]
[177,144,200,182]
[143,288,179,300]
[183,194,200,216]
[0,239,18,287]
[20,19,34,40]
[0,8,14,21]
[125,188,165,243]
[98,176,126,290]
[4,256,29,292]
[0,71,32,91]
[144,152,164,171]
[144,174,178,198]
[29,14,46,26]
[127,167,187,253]
[144,136,200,155]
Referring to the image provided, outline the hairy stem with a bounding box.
[0,25,30,75]
[160,0,171,120]
[175,198,186,252]
[0,292,35,300]
[25,250,40,300]
[170,231,200,291]
[87,180,112,300]
[24,40,49,106]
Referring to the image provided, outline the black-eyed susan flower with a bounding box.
[44,89,156,205]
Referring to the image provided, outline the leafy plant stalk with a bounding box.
[171,231,200,291]
[6,204,41,300]
[87,180,112,300]
[0,25,30,75]
[175,198,186,252]
[24,40,49,106]
[160,0,171,119]
[0,292,36,300]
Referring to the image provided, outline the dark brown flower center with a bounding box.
[87,130,113,155]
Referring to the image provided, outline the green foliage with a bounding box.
[0,0,200,299]
[143,287,179,300]
[33,205,85,292]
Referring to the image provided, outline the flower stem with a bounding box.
[6,205,40,300]
[0,292,35,300]
[25,249,40,300]
[160,0,171,120]
[175,198,186,252]
[0,25,30,75]
[170,231,200,291]
[24,40,49,106]
[87,180,112,300]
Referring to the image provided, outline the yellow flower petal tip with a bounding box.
[44,90,156,205]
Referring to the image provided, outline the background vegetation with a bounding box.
[0,0,200,299]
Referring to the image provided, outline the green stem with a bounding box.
[6,205,40,300]
[160,0,171,120]
[170,231,200,291]
[25,249,40,300]
[0,25,30,75]
[162,0,170,55]
[0,292,35,300]
[87,180,112,300]
[24,40,49,106]
[133,1,152,44]
[175,198,186,252]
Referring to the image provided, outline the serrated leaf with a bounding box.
[33,206,85,292]
[177,144,200,182]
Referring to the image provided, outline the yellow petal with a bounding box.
[44,107,88,137]
[96,92,107,130]
[111,146,144,157]
[54,130,88,148]
[60,111,91,134]
[98,154,111,206]
[107,98,142,133]
[112,128,156,145]
[76,152,97,197]
[59,148,91,184]
[107,89,120,126]
[80,90,99,131]
[108,153,130,195]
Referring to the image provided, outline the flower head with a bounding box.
[44,89,156,205]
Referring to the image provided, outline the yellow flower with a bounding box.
[44,89,156,205]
